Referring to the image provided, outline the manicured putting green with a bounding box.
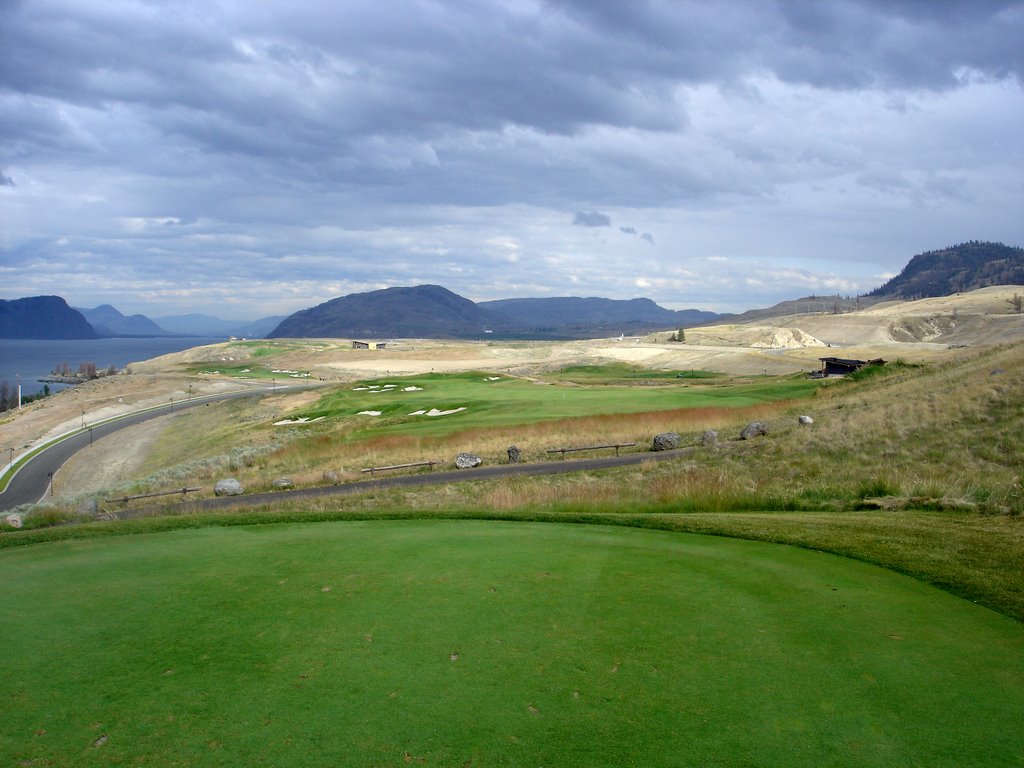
[2,521,1022,767]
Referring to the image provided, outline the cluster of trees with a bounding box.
[668,328,686,342]
[51,361,117,379]
[0,381,50,413]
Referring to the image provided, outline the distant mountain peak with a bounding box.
[77,304,170,337]
[0,295,98,339]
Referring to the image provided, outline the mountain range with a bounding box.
[4,241,1021,340]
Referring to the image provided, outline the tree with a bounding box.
[1009,293,1023,314]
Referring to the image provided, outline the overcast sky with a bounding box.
[2,0,1023,319]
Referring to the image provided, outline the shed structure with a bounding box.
[818,357,885,376]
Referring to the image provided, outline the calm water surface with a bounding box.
[0,338,222,394]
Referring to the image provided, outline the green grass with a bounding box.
[2,520,1021,767]
[543,363,725,383]
[297,372,816,438]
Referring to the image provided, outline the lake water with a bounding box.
[0,337,223,395]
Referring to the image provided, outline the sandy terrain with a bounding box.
[56,411,175,500]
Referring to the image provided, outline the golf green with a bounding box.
[1,521,1022,767]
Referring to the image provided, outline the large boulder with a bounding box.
[455,452,482,469]
[798,415,814,427]
[322,470,339,485]
[652,432,681,451]
[507,445,522,464]
[272,478,295,490]
[4,513,23,529]
[214,478,244,496]
[740,421,768,440]
[700,430,719,448]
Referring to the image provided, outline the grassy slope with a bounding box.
[2,521,1021,767]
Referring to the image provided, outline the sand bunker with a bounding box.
[408,407,467,417]
[274,416,325,425]
[357,410,382,416]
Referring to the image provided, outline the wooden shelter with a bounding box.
[818,357,885,376]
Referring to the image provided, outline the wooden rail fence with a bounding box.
[361,461,437,477]
[111,487,202,504]
[546,442,636,458]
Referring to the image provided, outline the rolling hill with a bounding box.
[267,284,505,339]
[868,241,1024,299]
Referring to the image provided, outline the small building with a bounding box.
[818,357,885,376]
[352,340,387,350]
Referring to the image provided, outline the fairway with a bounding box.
[295,371,815,437]
[2,522,1022,767]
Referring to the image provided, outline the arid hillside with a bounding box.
[684,285,1024,357]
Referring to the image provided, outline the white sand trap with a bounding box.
[353,386,370,391]
[274,416,325,425]
[357,410,382,416]
[403,386,424,391]
[485,376,501,381]
[425,407,466,417]
[408,409,427,415]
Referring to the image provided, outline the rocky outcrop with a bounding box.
[214,478,244,496]
[455,452,482,469]
[652,432,681,451]
[740,421,768,440]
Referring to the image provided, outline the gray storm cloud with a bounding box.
[573,211,612,227]
[0,0,1021,316]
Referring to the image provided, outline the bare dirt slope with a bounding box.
[686,285,1024,352]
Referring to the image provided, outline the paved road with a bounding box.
[0,388,280,512]
[154,444,696,514]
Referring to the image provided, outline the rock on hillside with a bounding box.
[686,325,826,349]
[0,296,98,339]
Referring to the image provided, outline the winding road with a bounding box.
[0,387,281,511]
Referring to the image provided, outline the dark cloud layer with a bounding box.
[1,0,1022,316]
[574,211,612,228]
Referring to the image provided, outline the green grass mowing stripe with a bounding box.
[298,373,817,436]
[1,520,1021,767]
